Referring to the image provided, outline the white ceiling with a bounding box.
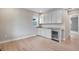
[27,8,52,13]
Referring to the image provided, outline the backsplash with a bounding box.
[40,23,64,28]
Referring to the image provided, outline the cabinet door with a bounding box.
[44,13,52,24]
[52,11,57,23]
[44,14,48,24]
[41,28,51,39]
[51,9,63,23]
[39,14,44,24]
[45,29,51,38]
[37,28,45,36]
[56,10,63,23]
[37,28,51,39]
[37,28,41,35]
[47,12,52,23]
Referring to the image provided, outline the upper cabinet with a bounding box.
[46,12,52,23]
[51,9,64,23]
[51,11,57,23]
[39,8,64,24]
[39,14,44,24]
[40,13,52,24]
[44,14,49,23]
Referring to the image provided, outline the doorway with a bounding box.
[70,15,79,35]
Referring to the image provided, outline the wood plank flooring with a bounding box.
[0,35,79,51]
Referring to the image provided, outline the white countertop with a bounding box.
[37,26,64,30]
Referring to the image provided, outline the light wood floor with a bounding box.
[0,35,79,51]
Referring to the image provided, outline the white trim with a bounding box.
[70,31,79,36]
[0,35,36,44]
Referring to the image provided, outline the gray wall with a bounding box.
[0,8,37,41]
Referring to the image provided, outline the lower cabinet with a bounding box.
[38,28,51,39]
[37,28,64,43]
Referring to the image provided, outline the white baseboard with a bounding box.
[0,35,36,44]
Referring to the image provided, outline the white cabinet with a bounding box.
[39,12,52,24]
[38,28,45,36]
[44,29,51,38]
[44,14,49,23]
[39,9,64,24]
[47,12,52,23]
[38,28,41,35]
[44,12,52,24]
[38,28,51,39]
[39,14,44,24]
[51,11,57,23]
[51,9,64,23]
[56,9,64,23]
